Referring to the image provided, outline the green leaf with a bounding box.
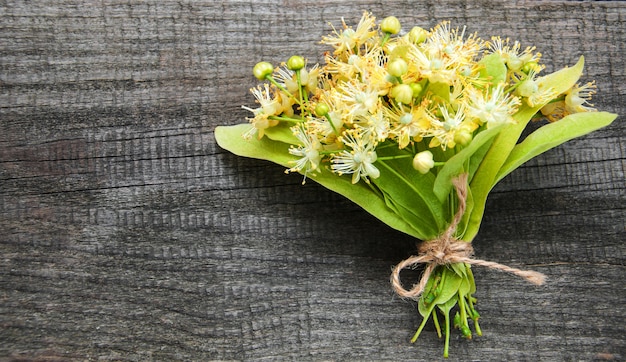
[464,56,586,241]
[466,264,476,294]
[374,148,446,237]
[435,268,463,359]
[436,267,463,305]
[417,267,462,317]
[478,53,507,86]
[215,124,424,238]
[495,111,618,183]
[433,124,505,203]
[457,273,471,296]
[264,122,300,144]
[417,272,439,318]
[427,82,451,103]
[215,124,296,165]
[450,262,468,278]
[379,188,439,239]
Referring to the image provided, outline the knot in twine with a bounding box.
[390,173,546,300]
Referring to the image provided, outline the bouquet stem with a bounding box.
[390,174,545,356]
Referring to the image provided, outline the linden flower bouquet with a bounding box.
[215,12,617,357]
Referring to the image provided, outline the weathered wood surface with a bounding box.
[1,1,624,360]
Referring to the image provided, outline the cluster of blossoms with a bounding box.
[242,12,596,185]
[220,12,615,357]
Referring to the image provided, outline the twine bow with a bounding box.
[390,173,546,300]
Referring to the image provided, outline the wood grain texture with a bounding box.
[1,1,624,360]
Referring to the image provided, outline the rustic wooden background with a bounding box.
[1,1,624,361]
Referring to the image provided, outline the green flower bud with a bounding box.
[412,150,435,174]
[253,61,274,80]
[454,128,473,146]
[461,325,472,338]
[381,16,401,34]
[410,82,423,97]
[287,55,305,71]
[521,61,539,74]
[453,312,461,328]
[315,103,330,117]
[516,78,538,98]
[390,84,413,104]
[408,26,428,44]
[387,58,408,77]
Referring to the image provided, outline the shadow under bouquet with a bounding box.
[215,12,617,357]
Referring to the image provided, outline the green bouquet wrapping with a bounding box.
[215,12,617,357]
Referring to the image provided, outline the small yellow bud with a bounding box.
[390,84,413,104]
[521,61,539,74]
[381,16,401,34]
[387,58,408,77]
[253,61,274,80]
[408,26,428,44]
[412,150,435,174]
[516,78,539,98]
[454,129,473,146]
[287,55,305,71]
[315,103,330,117]
[410,83,423,97]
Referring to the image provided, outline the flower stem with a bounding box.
[433,310,442,338]
[324,113,340,136]
[377,154,412,161]
[443,309,451,358]
[269,115,305,123]
[295,70,309,115]
[411,311,432,343]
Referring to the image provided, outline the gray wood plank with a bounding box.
[1,1,624,360]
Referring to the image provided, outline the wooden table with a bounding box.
[2,1,624,360]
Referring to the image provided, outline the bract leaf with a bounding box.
[495,111,618,183]
[374,146,446,237]
[478,53,507,87]
[465,56,586,241]
[264,122,300,144]
[215,124,423,238]
[433,124,505,203]
[435,267,463,305]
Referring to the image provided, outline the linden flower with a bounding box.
[489,36,541,71]
[357,48,395,96]
[274,62,321,95]
[331,130,380,184]
[515,69,557,108]
[539,101,567,123]
[408,47,459,85]
[302,64,321,93]
[466,84,521,127]
[286,125,322,182]
[275,88,296,117]
[423,22,484,68]
[323,53,361,81]
[311,89,346,138]
[540,82,596,122]
[242,83,281,139]
[321,11,378,58]
[338,79,381,122]
[308,114,342,142]
[407,22,483,85]
[355,108,390,142]
[565,82,596,113]
[386,102,434,149]
[274,65,299,94]
[428,105,468,149]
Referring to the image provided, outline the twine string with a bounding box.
[390,173,546,300]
